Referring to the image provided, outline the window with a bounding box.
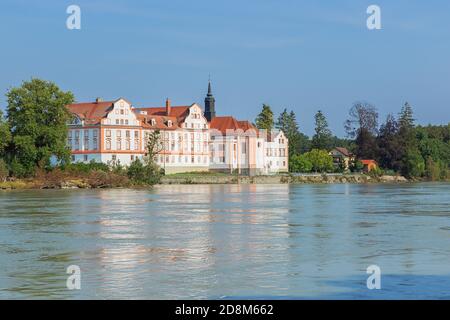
[191,156,195,163]
[83,155,88,162]
[126,140,130,150]
[126,130,130,138]
[106,139,111,150]
[120,109,124,115]
[131,155,135,161]
[106,130,111,137]
[71,155,75,162]
[93,138,98,150]
[167,120,172,127]
[117,139,122,150]
[151,119,156,126]
[116,119,120,125]
[134,140,139,150]
[112,155,117,161]
[117,130,121,138]
[125,120,129,125]
[134,131,139,138]
[120,119,124,125]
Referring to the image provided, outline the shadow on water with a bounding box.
[221,274,450,300]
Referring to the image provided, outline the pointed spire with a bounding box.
[204,78,216,122]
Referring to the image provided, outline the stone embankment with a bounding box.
[160,174,409,185]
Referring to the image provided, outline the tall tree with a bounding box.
[255,104,274,131]
[344,101,379,138]
[345,102,379,159]
[6,78,74,176]
[311,110,332,150]
[377,114,401,170]
[397,102,423,177]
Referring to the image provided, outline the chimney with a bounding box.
[96,97,103,103]
[165,98,171,116]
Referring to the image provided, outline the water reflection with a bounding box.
[0,183,449,299]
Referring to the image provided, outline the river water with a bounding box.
[0,183,449,299]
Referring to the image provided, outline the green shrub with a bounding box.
[0,159,8,182]
[127,159,161,185]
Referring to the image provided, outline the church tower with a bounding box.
[204,80,216,122]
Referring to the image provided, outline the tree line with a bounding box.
[255,102,449,180]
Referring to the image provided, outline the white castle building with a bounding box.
[66,83,288,175]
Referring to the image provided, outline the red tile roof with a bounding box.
[361,159,377,165]
[136,106,191,120]
[334,147,353,157]
[210,116,258,135]
[67,101,115,124]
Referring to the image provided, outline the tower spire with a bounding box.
[204,78,216,122]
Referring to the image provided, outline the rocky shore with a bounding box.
[160,174,409,185]
[0,174,415,190]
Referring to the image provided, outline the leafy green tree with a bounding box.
[397,102,422,177]
[255,104,274,131]
[0,110,11,156]
[290,154,313,173]
[311,110,333,150]
[304,149,334,173]
[404,148,425,178]
[6,78,74,176]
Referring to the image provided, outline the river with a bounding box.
[0,183,449,299]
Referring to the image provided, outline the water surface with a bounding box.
[0,183,449,299]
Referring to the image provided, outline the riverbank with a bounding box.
[160,173,410,185]
[1,173,439,190]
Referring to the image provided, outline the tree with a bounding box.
[290,154,313,173]
[345,102,379,159]
[377,114,401,170]
[255,104,274,131]
[311,110,333,150]
[276,109,309,158]
[6,78,74,176]
[397,102,421,177]
[355,128,378,159]
[344,101,379,138]
[404,148,425,178]
[0,159,8,182]
[304,149,334,173]
[0,110,11,156]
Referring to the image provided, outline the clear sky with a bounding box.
[1,0,449,136]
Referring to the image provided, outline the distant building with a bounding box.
[329,147,354,171]
[361,159,378,172]
[66,82,288,175]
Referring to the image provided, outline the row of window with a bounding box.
[157,155,209,164]
[106,130,139,138]
[266,148,287,157]
[68,138,98,151]
[105,139,140,151]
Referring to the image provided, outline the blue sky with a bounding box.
[1,0,449,136]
